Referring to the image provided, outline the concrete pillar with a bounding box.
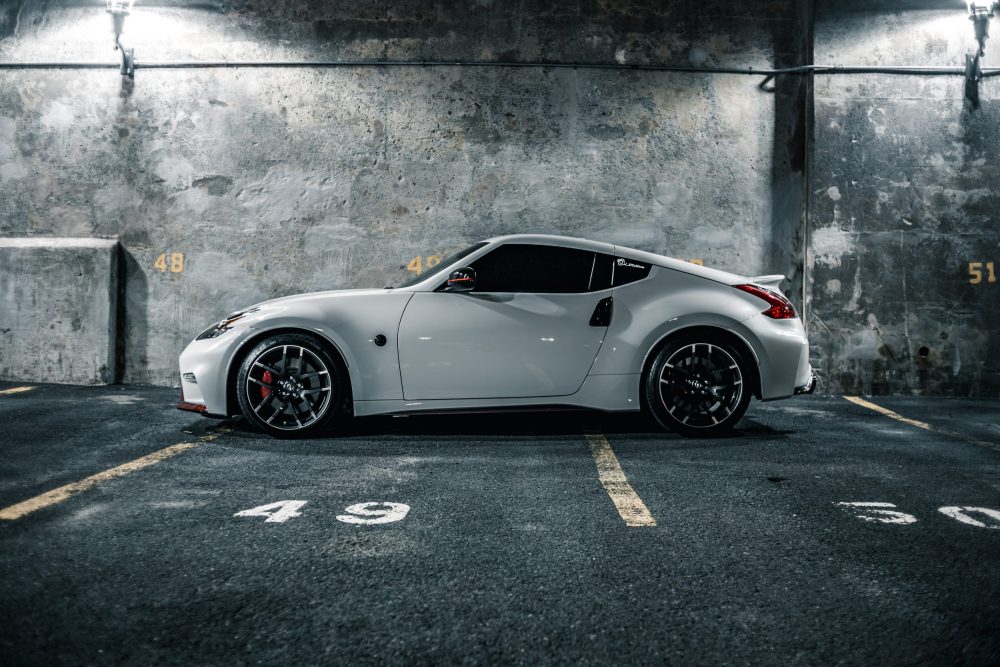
[0,238,121,385]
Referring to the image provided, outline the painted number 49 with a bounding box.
[234,500,410,524]
[406,255,442,276]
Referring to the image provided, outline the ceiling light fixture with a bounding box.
[106,0,136,78]
[964,1,1000,107]
[967,1,998,55]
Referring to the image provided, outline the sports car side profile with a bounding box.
[178,235,815,437]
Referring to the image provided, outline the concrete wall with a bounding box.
[0,0,803,386]
[0,237,120,384]
[811,3,1000,395]
[2,1,995,396]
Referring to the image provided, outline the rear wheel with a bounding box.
[236,334,343,437]
[645,336,751,437]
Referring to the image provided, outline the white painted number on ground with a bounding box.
[834,502,918,524]
[234,500,307,523]
[938,506,1000,529]
[336,502,410,525]
[836,501,1000,529]
[233,500,410,525]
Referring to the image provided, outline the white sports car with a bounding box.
[178,234,815,437]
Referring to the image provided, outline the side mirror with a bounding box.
[447,267,476,292]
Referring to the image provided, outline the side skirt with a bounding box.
[353,373,641,417]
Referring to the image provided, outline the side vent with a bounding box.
[589,297,614,327]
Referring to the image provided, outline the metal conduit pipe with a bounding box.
[0,60,999,76]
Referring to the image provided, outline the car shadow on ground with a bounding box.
[205,409,794,444]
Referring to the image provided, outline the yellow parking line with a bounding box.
[586,433,656,527]
[844,396,1000,453]
[0,427,229,521]
[0,386,35,396]
[843,396,931,430]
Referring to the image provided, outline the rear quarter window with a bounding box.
[612,256,652,286]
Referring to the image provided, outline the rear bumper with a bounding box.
[795,371,817,395]
[743,314,812,400]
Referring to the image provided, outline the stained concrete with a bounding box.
[1,384,999,663]
[0,1,995,396]
[810,5,1000,395]
[0,237,120,384]
[0,0,800,386]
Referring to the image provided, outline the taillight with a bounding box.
[735,284,797,319]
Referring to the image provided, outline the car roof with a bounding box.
[485,234,615,253]
[485,234,750,285]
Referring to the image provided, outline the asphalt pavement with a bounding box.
[1,382,998,665]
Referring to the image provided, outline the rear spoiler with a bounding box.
[749,274,786,292]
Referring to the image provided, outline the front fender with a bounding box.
[231,292,413,402]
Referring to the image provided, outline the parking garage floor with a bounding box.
[1,382,998,664]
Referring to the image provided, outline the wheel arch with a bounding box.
[639,325,763,401]
[225,327,353,417]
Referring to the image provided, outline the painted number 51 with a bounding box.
[968,261,996,284]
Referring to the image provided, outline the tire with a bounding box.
[644,335,752,437]
[236,333,344,437]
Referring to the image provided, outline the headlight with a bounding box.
[195,308,259,340]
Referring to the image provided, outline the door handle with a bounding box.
[589,297,613,327]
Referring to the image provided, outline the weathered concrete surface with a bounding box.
[0,237,120,384]
[811,5,1000,395]
[2,386,1000,663]
[0,0,800,386]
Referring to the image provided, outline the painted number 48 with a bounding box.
[154,252,185,273]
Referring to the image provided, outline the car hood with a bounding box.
[245,288,390,311]
[216,288,392,327]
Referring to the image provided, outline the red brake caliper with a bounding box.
[261,370,273,399]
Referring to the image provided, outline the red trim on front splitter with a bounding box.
[177,393,207,414]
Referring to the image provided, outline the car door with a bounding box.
[396,243,614,400]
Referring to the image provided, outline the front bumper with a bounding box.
[178,325,258,417]
[177,394,208,414]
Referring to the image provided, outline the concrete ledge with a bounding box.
[0,237,120,385]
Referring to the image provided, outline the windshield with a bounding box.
[393,242,489,289]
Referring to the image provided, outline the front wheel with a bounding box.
[645,337,752,437]
[236,333,343,437]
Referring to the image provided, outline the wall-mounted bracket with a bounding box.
[965,51,982,108]
[107,1,135,79]
[117,43,135,78]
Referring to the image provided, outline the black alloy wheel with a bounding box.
[645,336,751,437]
[236,333,342,437]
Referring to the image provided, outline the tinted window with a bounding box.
[613,256,652,286]
[590,253,614,291]
[470,244,595,293]
[396,242,488,288]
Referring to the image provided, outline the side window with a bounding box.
[590,253,614,291]
[470,244,596,293]
[613,256,652,286]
